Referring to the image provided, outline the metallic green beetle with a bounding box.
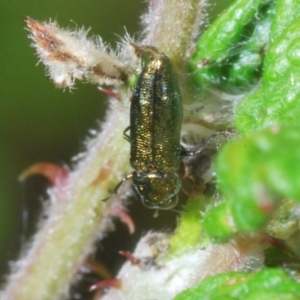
[104,47,183,210]
[103,47,223,209]
[127,48,183,209]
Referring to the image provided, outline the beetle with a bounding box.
[127,47,183,209]
[103,47,221,210]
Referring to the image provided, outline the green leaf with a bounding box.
[205,126,300,238]
[188,0,275,90]
[175,269,300,300]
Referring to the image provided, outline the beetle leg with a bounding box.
[153,209,159,218]
[181,131,228,157]
[123,126,131,142]
[101,173,133,202]
[171,205,186,214]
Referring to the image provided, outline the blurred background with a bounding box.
[0,0,231,294]
[0,0,145,281]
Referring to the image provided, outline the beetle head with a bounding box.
[132,172,181,210]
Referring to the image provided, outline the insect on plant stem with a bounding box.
[102,46,226,210]
[103,46,182,210]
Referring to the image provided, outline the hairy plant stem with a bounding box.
[142,0,207,74]
[3,102,130,300]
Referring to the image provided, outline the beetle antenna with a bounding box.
[101,173,133,202]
